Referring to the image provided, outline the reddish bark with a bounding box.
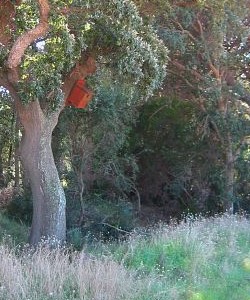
[0,0,16,46]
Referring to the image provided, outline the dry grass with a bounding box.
[0,244,141,300]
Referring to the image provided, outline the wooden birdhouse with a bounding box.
[66,79,93,109]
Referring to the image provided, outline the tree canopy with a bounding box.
[1,0,168,105]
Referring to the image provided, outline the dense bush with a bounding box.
[66,191,136,248]
[0,213,28,244]
[5,189,32,225]
[129,97,227,218]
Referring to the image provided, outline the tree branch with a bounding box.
[172,19,197,42]
[171,59,203,80]
[100,222,130,234]
[174,0,198,7]
[208,60,221,81]
[7,0,50,82]
[196,17,204,38]
[196,18,221,81]
[0,70,20,103]
[168,69,199,90]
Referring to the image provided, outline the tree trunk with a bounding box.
[224,133,234,213]
[0,146,5,188]
[51,123,64,177]
[18,101,66,246]
[14,116,20,188]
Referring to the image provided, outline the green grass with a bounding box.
[101,214,250,300]
[0,214,250,299]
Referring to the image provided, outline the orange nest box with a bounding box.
[66,79,93,109]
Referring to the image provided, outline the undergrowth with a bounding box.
[0,213,28,244]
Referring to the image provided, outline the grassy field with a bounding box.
[0,213,250,299]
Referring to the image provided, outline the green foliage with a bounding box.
[59,69,140,239]
[0,90,13,140]
[6,189,33,225]
[234,146,250,213]
[0,45,8,68]
[16,2,80,108]
[67,194,135,248]
[129,96,226,215]
[0,89,15,186]
[145,0,250,210]
[10,0,168,107]
[49,67,141,247]
[87,0,168,96]
[131,97,198,154]
[0,213,28,244]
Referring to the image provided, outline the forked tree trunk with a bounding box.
[18,101,66,245]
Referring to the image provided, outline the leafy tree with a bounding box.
[137,0,250,211]
[0,0,167,245]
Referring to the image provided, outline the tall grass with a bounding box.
[0,214,250,299]
[107,214,250,300]
[0,244,142,300]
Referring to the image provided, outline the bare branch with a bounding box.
[196,18,222,81]
[208,61,221,81]
[172,19,197,42]
[196,18,204,37]
[209,119,223,143]
[168,69,200,90]
[100,223,130,234]
[148,104,169,120]
[171,59,203,80]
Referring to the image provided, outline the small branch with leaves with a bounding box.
[7,0,50,83]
